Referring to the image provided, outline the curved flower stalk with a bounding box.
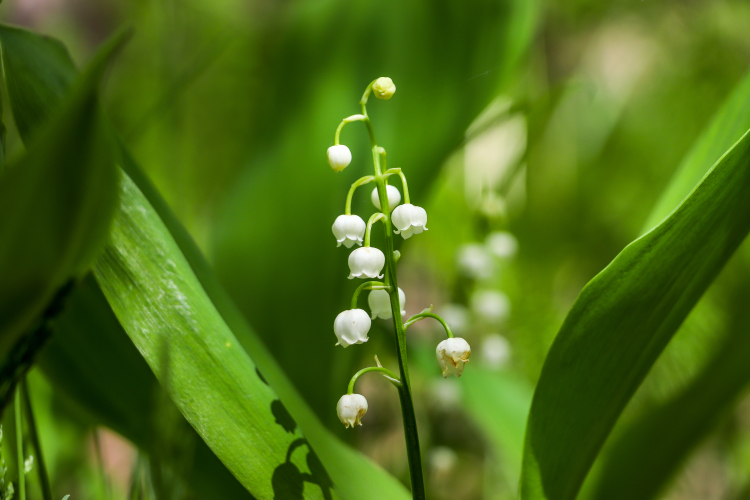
[327,78,471,500]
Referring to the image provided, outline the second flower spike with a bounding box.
[332,215,366,248]
[368,288,406,320]
[348,247,385,279]
[392,204,428,239]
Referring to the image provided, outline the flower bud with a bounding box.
[348,247,385,279]
[436,337,471,378]
[372,77,396,100]
[334,309,371,347]
[368,287,406,320]
[332,215,366,248]
[327,145,352,172]
[337,394,368,428]
[391,204,428,239]
[371,185,401,211]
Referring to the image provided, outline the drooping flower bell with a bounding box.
[372,77,396,100]
[436,337,471,378]
[348,247,385,279]
[327,145,352,172]
[332,215,366,248]
[392,204,428,239]
[337,394,368,428]
[334,309,371,347]
[368,287,406,320]
[371,185,401,212]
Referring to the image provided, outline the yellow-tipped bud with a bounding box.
[372,77,396,100]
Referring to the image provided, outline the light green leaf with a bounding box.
[0,26,126,357]
[93,172,333,500]
[520,127,750,500]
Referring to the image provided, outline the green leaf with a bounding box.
[520,127,750,500]
[585,69,750,500]
[0,26,126,357]
[0,24,77,141]
[93,172,334,500]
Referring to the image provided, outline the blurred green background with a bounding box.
[1,0,750,498]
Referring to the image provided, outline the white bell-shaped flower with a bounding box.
[348,247,385,279]
[332,215,366,248]
[337,394,368,428]
[368,287,406,320]
[371,185,401,211]
[333,309,371,347]
[327,145,352,172]
[391,204,428,239]
[436,337,472,378]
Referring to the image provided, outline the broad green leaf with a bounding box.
[0,24,77,141]
[588,269,750,500]
[585,69,750,500]
[520,128,750,500]
[93,172,333,500]
[0,24,408,500]
[0,27,126,357]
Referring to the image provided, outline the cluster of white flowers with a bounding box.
[327,77,471,429]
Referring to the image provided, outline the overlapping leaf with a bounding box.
[520,125,750,499]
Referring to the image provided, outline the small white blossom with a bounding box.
[471,290,510,323]
[348,247,385,279]
[486,231,518,259]
[368,287,405,320]
[371,185,401,211]
[372,77,396,99]
[327,145,352,172]
[481,334,511,369]
[391,204,428,239]
[332,215,366,248]
[456,243,494,280]
[334,309,371,347]
[337,394,368,428]
[429,447,458,476]
[436,337,471,378]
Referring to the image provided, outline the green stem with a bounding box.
[362,93,425,500]
[334,114,367,145]
[351,281,390,310]
[383,168,411,205]
[15,385,25,500]
[21,379,52,500]
[345,176,375,215]
[364,212,386,246]
[347,366,402,394]
[404,312,454,338]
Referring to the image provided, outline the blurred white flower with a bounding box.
[368,288,405,320]
[348,247,385,279]
[486,231,518,259]
[429,378,462,408]
[471,290,510,323]
[429,447,458,476]
[392,204,428,239]
[333,309,371,347]
[332,215,366,248]
[327,145,352,172]
[436,337,471,378]
[481,334,511,369]
[456,243,494,280]
[371,185,401,211]
[439,304,470,336]
[337,394,368,428]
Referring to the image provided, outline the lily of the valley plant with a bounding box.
[327,77,472,499]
